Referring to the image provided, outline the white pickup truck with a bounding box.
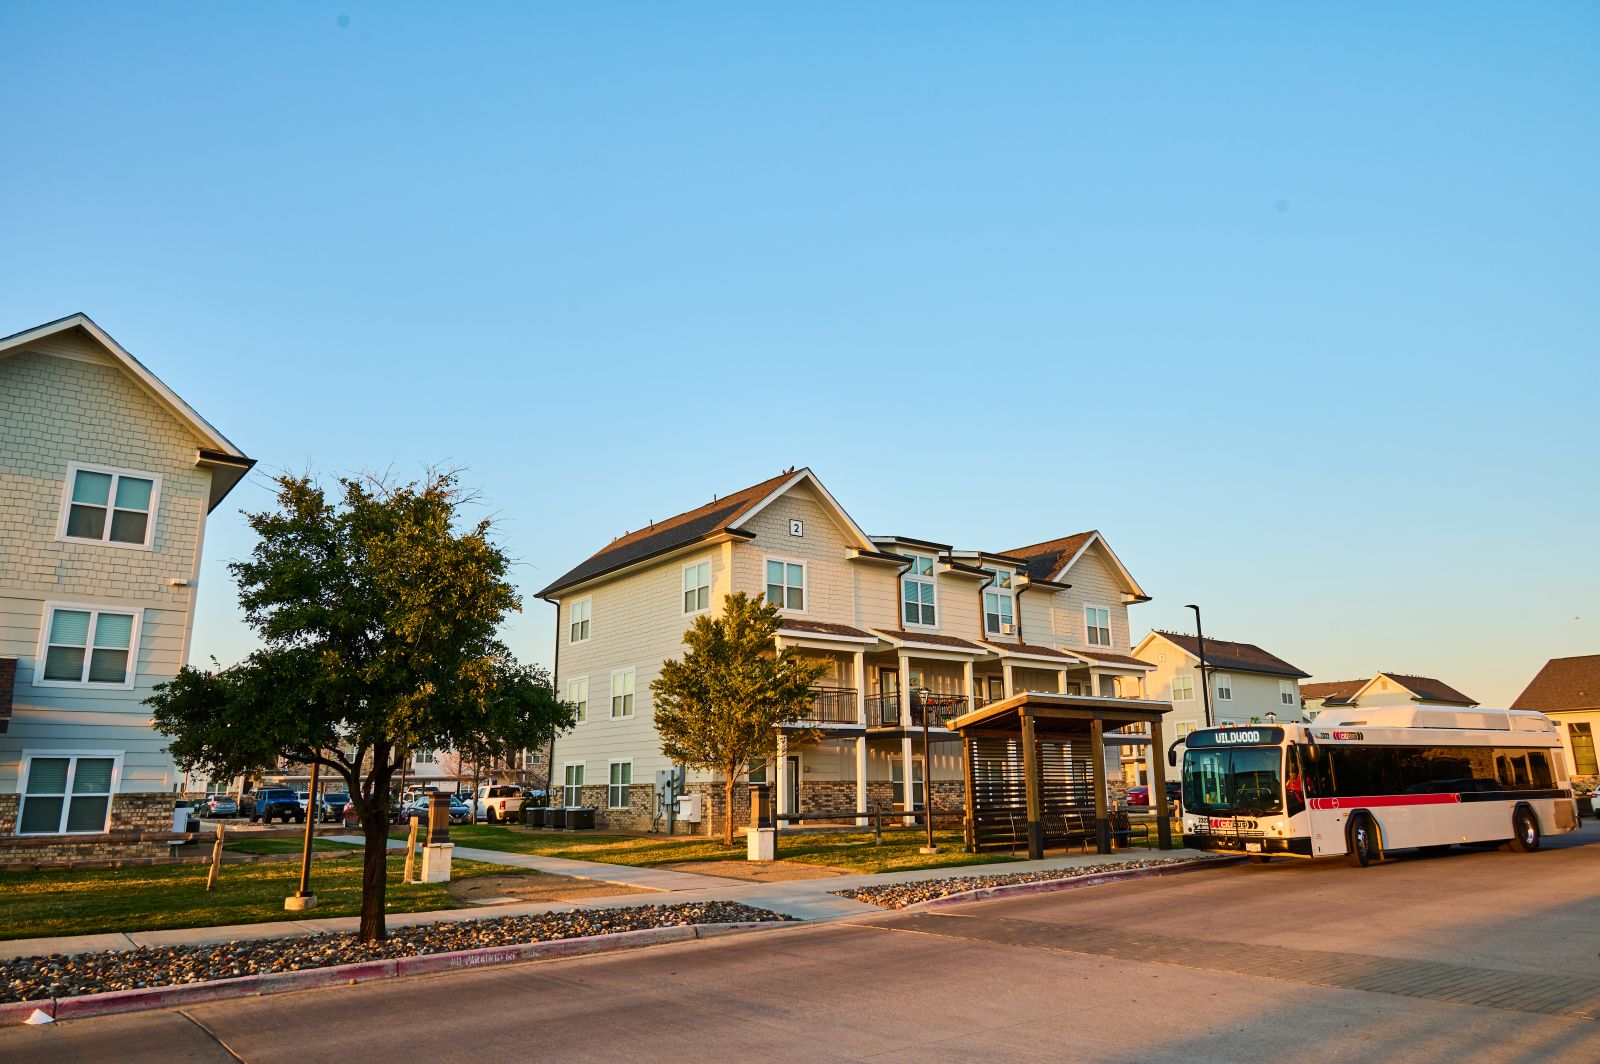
[473,785,525,823]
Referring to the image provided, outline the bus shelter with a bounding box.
[949,692,1175,859]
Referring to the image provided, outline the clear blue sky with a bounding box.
[3,4,1595,706]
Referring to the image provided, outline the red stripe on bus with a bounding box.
[1308,794,1463,810]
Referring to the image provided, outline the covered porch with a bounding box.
[949,692,1175,859]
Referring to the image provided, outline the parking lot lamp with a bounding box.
[1185,605,1214,730]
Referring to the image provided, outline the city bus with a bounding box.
[1176,705,1580,865]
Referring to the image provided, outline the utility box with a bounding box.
[676,791,703,823]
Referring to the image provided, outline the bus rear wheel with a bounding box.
[1508,809,1541,853]
[1345,814,1381,867]
[1250,855,1273,863]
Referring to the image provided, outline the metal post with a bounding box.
[1186,604,1213,729]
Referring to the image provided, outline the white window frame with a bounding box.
[901,554,938,628]
[1171,674,1195,702]
[568,598,591,644]
[562,762,586,807]
[982,569,1015,635]
[610,668,635,719]
[1215,673,1234,701]
[682,559,712,615]
[16,750,124,836]
[56,463,162,551]
[607,759,634,810]
[565,676,589,723]
[33,602,143,690]
[1084,604,1111,647]
[763,556,807,613]
[890,755,925,809]
[1279,679,1297,706]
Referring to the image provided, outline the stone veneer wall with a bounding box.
[0,792,182,867]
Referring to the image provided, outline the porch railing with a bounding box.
[865,692,900,728]
[865,692,967,729]
[803,686,859,724]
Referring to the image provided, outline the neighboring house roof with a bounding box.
[1353,672,1478,707]
[1144,631,1311,679]
[1300,679,1367,705]
[0,313,255,510]
[1002,530,1147,599]
[536,468,871,598]
[1511,654,1600,714]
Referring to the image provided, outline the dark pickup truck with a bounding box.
[249,787,305,824]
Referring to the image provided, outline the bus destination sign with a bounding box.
[1187,727,1284,748]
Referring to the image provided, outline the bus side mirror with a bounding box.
[1167,740,1181,769]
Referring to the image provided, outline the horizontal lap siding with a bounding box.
[1050,545,1133,656]
[1,339,213,795]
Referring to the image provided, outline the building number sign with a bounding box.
[789,519,804,537]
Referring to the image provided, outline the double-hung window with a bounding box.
[902,555,936,627]
[19,755,118,835]
[1215,673,1234,701]
[608,761,633,809]
[1279,680,1298,706]
[983,570,1015,635]
[38,605,139,687]
[765,559,805,611]
[891,757,925,809]
[569,599,591,644]
[682,561,711,614]
[1171,675,1195,702]
[563,764,585,807]
[1084,606,1111,647]
[1569,723,1598,776]
[566,676,588,723]
[610,669,635,718]
[61,465,159,548]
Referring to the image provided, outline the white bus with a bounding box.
[1177,705,1580,865]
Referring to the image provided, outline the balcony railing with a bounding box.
[865,692,900,728]
[802,686,859,724]
[865,692,967,730]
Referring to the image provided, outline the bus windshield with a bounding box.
[1182,746,1284,816]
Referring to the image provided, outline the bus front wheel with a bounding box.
[1508,809,1541,853]
[1345,814,1381,867]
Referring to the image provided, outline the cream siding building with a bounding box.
[539,469,1163,832]
[1511,654,1600,784]
[0,315,251,860]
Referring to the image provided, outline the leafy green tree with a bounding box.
[148,471,572,941]
[651,592,826,845]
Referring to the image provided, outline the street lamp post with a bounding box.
[1185,604,1214,729]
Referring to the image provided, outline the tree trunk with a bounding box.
[357,758,393,943]
[723,770,736,846]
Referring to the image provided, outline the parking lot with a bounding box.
[7,821,1600,1063]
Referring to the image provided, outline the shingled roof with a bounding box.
[1511,655,1600,714]
[1377,673,1478,707]
[1153,632,1310,679]
[1301,679,1367,705]
[1002,532,1097,583]
[536,470,796,598]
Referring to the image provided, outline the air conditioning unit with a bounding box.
[1000,623,1015,635]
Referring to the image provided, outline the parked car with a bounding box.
[474,784,526,823]
[399,793,471,825]
[249,787,305,823]
[296,790,311,811]
[201,794,238,818]
[1126,782,1182,808]
[318,792,350,822]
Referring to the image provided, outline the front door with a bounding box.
[786,756,801,815]
[986,676,1005,704]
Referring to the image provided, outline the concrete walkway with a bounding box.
[0,841,1212,960]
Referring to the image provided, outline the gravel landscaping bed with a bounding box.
[2,901,786,1004]
[833,857,1222,909]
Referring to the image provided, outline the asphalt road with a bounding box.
[8,822,1600,1063]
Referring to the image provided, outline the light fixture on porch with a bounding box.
[1265,711,1277,724]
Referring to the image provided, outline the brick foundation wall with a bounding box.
[0,792,182,866]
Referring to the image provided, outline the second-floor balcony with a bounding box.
[865,691,969,730]
[802,686,860,725]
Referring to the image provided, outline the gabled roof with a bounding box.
[1002,530,1147,598]
[1355,672,1478,707]
[1301,679,1367,705]
[1,313,254,510]
[536,468,872,598]
[1511,655,1600,714]
[1141,631,1310,679]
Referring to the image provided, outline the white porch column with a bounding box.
[961,659,974,705]
[853,650,867,725]
[898,655,912,726]
[1139,672,1148,699]
[900,733,916,825]
[898,654,914,825]
[1002,662,1015,698]
[776,732,790,822]
[1057,669,1068,694]
[855,736,869,827]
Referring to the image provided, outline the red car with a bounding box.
[1127,782,1182,807]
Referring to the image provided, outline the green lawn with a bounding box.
[0,854,507,941]
[423,824,1018,875]
[225,837,364,856]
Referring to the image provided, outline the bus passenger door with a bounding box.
[1298,744,1345,856]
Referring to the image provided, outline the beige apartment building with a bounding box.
[1510,654,1599,784]
[0,314,252,862]
[537,468,1162,833]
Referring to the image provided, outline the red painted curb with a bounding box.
[2,922,783,1027]
[906,857,1245,911]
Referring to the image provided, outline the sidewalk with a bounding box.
[0,842,1212,961]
